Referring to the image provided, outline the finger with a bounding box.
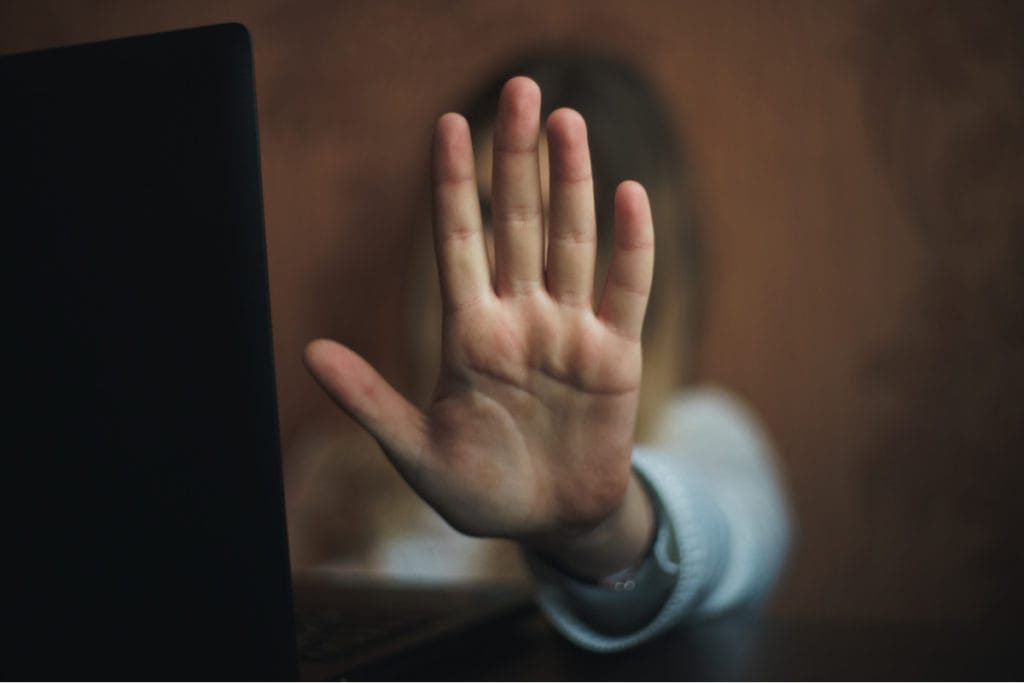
[598,181,655,340]
[491,76,544,295]
[432,113,492,311]
[304,339,428,469]
[545,108,596,307]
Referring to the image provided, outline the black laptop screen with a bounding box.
[1,24,297,678]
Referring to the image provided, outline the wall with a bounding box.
[3,0,1021,623]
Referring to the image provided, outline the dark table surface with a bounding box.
[345,604,1020,680]
[291,573,1020,681]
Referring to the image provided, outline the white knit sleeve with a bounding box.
[525,386,792,652]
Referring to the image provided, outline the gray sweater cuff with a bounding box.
[521,470,679,637]
[522,387,790,652]
[523,450,726,652]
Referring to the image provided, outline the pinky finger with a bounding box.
[598,181,654,340]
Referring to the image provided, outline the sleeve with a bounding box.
[524,386,793,652]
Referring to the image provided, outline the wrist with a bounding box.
[526,470,656,581]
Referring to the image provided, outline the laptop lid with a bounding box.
[1,24,297,678]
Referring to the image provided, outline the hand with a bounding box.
[305,77,656,578]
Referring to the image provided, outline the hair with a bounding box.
[404,54,705,440]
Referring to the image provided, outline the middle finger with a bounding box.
[491,76,545,296]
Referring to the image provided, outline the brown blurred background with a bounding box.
[3,0,1022,624]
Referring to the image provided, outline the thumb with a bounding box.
[303,339,428,468]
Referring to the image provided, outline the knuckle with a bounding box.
[614,234,654,253]
[550,226,596,246]
[606,269,651,298]
[493,202,541,225]
[552,288,591,308]
[440,223,479,244]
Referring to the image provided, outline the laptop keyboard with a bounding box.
[296,606,435,662]
[291,576,533,674]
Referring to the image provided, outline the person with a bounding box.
[304,59,791,652]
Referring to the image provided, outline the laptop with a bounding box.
[1,24,530,679]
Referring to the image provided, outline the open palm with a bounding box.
[306,77,654,558]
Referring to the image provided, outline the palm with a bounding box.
[423,297,641,537]
[306,77,654,544]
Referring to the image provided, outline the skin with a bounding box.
[304,76,656,580]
